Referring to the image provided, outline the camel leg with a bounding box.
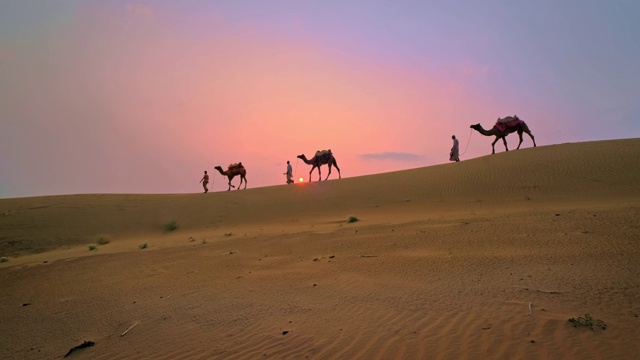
[516,131,524,149]
[316,166,322,181]
[501,136,509,152]
[329,159,341,179]
[235,175,246,190]
[308,166,315,182]
[526,131,536,147]
[491,137,500,154]
[325,164,332,181]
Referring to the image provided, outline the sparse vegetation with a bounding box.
[201,238,207,244]
[138,242,148,250]
[0,257,9,263]
[224,232,233,237]
[86,234,110,251]
[95,234,111,245]
[347,215,359,223]
[569,313,607,330]
[164,220,178,232]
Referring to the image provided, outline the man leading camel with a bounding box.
[450,135,460,162]
[285,161,293,184]
[199,170,210,193]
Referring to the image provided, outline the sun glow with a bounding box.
[299,177,304,183]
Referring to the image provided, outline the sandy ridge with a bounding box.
[1,138,639,359]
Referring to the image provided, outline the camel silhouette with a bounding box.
[297,150,341,182]
[214,163,247,191]
[470,117,536,154]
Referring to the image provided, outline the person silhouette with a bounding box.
[285,161,293,184]
[450,135,460,162]
[199,171,210,193]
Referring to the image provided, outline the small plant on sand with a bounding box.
[347,215,359,223]
[201,238,207,244]
[88,244,98,251]
[568,313,607,330]
[164,220,178,232]
[0,257,9,263]
[224,232,233,237]
[138,242,148,250]
[95,234,111,245]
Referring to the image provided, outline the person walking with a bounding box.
[450,135,460,162]
[199,170,210,193]
[285,161,294,184]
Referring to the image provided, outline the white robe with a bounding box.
[450,138,460,161]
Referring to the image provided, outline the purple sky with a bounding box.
[1,1,639,198]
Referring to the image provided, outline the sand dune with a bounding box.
[1,138,639,359]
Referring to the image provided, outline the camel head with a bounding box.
[470,124,481,130]
[214,166,223,172]
[296,154,306,160]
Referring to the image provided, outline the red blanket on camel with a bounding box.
[494,117,524,132]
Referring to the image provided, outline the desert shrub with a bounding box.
[88,234,111,245]
[95,234,111,245]
[347,215,359,223]
[224,232,233,237]
[88,244,97,251]
[164,220,178,231]
[0,257,9,263]
[568,313,607,330]
[138,242,148,250]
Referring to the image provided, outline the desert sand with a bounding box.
[1,138,639,359]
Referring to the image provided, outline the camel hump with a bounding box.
[496,115,521,124]
[315,149,332,157]
[494,116,523,132]
[228,162,243,169]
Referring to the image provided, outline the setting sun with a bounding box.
[299,177,304,183]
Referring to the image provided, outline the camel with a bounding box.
[214,163,247,191]
[470,116,536,154]
[297,150,341,182]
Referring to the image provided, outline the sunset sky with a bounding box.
[1,1,639,198]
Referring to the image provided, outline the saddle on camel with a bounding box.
[495,115,524,132]
[314,149,333,161]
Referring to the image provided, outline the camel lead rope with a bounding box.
[459,127,473,156]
